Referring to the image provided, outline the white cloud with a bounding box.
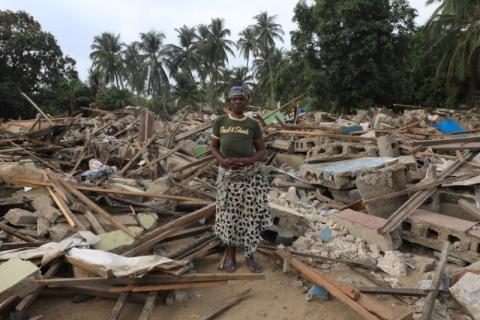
[1,0,437,80]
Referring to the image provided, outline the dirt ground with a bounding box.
[27,252,414,320]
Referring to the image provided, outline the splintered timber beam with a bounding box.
[421,241,450,320]
[122,203,216,256]
[44,171,134,237]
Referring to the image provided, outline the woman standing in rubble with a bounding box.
[209,86,271,273]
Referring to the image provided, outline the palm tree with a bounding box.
[253,48,284,105]
[252,12,284,106]
[195,18,236,108]
[123,42,146,94]
[166,25,198,81]
[237,27,258,68]
[426,0,480,106]
[194,24,212,83]
[139,31,171,114]
[173,72,201,109]
[231,67,254,88]
[90,32,125,88]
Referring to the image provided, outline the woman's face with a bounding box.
[229,95,247,114]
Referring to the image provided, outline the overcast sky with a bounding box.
[2,0,439,80]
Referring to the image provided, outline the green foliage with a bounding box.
[291,0,417,112]
[95,87,132,110]
[426,0,480,106]
[0,10,80,119]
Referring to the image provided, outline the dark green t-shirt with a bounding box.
[212,115,263,158]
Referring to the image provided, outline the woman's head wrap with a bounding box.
[228,86,250,101]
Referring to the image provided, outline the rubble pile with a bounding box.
[1,102,480,319]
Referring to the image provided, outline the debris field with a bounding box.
[1,100,480,320]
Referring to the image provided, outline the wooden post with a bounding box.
[20,92,55,126]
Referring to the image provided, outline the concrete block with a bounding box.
[269,202,308,237]
[334,209,400,251]
[306,142,378,163]
[329,188,361,204]
[37,216,50,238]
[450,272,480,319]
[98,214,138,231]
[301,157,398,190]
[95,230,135,252]
[49,223,73,241]
[377,135,400,157]
[0,257,39,299]
[138,212,158,230]
[32,195,61,223]
[5,208,38,226]
[355,162,408,218]
[144,176,171,194]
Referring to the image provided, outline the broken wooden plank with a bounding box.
[421,241,450,320]
[413,135,480,147]
[358,287,428,297]
[36,273,264,286]
[46,187,76,229]
[174,122,212,143]
[0,221,36,242]
[198,288,251,320]
[119,134,157,176]
[122,203,216,256]
[289,256,380,320]
[138,291,157,320]
[108,292,129,320]
[109,281,226,293]
[53,174,135,238]
[20,92,54,126]
[84,210,106,234]
[12,178,209,203]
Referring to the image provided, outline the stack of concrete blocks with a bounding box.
[401,209,480,263]
[294,137,331,153]
[301,157,398,190]
[306,142,378,163]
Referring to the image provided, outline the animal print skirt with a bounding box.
[214,162,272,257]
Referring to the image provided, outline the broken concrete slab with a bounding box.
[5,208,38,226]
[37,216,50,238]
[377,250,407,277]
[269,202,308,237]
[334,209,401,251]
[0,257,39,299]
[95,230,135,252]
[138,212,158,230]
[49,223,73,241]
[355,162,408,218]
[143,176,172,194]
[32,194,61,223]
[450,272,480,319]
[301,157,398,190]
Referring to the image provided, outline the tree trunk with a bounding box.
[467,52,479,108]
[267,57,275,107]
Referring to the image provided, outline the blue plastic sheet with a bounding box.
[433,118,465,134]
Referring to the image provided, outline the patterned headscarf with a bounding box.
[228,86,250,101]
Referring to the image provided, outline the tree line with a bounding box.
[0,0,479,120]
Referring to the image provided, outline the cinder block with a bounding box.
[334,209,400,251]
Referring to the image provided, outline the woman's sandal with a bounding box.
[246,258,263,273]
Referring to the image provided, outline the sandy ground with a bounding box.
[25,251,420,320]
